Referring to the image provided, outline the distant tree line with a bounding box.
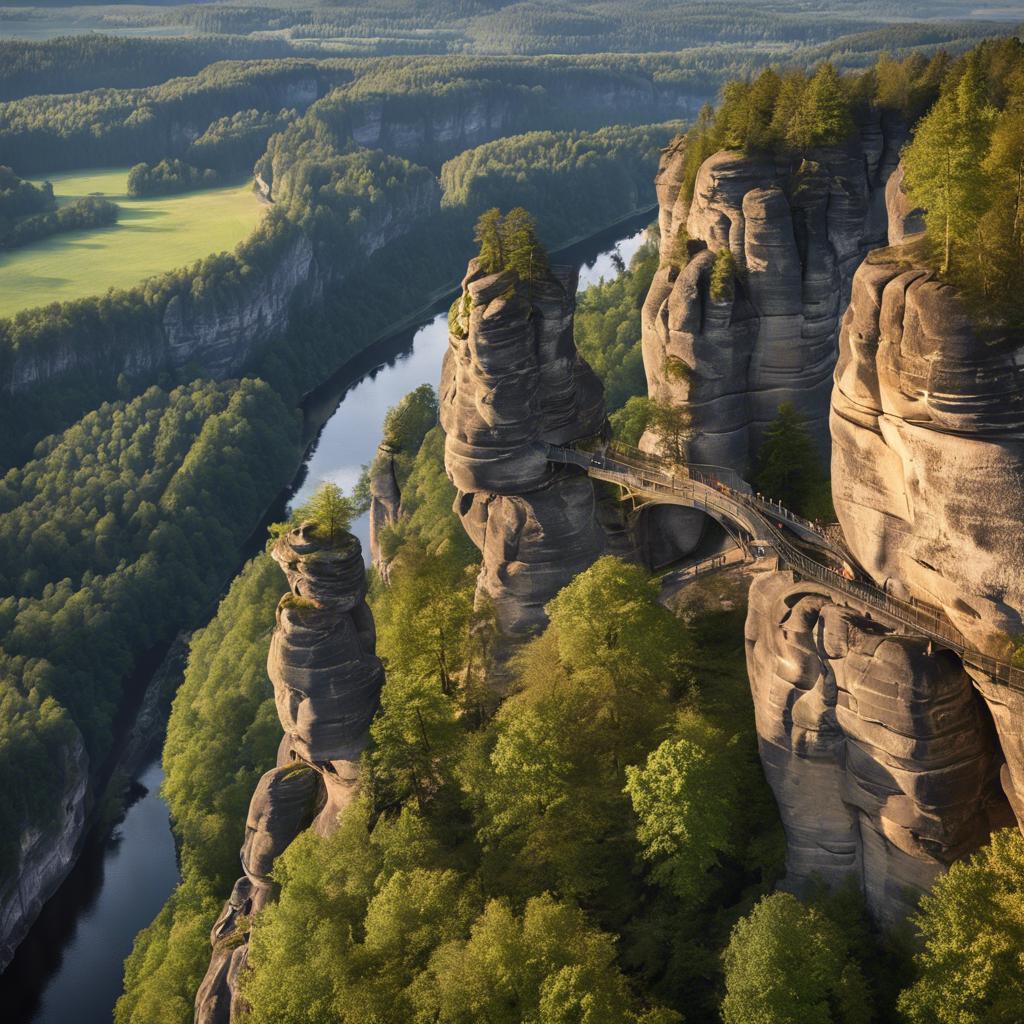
[1,195,119,250]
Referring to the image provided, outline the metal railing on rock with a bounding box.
[543,440,1024,693]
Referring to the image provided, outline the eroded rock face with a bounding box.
[830,247,1024,828]
[0,730,88,973]
[440,259,606,650]
[368,444,402,581]
[831,253,1024,649]
[746,571,1008,926]
[641,113,906,475]
[195,525,382,1022]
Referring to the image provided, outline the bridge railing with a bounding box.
[547,442,1024,694]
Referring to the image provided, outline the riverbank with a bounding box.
[0,212,653,1023]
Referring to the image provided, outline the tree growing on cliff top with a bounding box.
[473,206,549,283]
[785,62,854,151]
[295,482,354,546]
[903,51,995,276]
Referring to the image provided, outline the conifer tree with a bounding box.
[786,62,853,150]
[904,52,994,275]
[473,207,504,273]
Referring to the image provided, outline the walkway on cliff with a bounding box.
[542,440,1024,693]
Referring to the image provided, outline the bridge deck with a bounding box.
[542,441,1024,693]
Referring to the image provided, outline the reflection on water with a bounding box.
[1,760,179,1024]
[0,206,653,1024]
[294,214,652,556]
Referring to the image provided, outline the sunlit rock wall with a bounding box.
[440,259,606,659]
[640,111,906,476]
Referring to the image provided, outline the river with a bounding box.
[0,209,653,1024]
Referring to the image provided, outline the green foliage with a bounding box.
[722,892,872,1024]
[1,194,119,250]
[413,894,680,1024]
[370,541,474,806]
[375,424,478,567]
[754,401,824,514]
[646,401,694,463]
[625,713,744,905]
[127,159,218,198]
[293,482,355,547]
[161,554,283,889]
[0,164,53,235]
[472,206,549,283]
[901,37,1024,325]
[610,395,655,446]
[709,245,738,302]
[380,383,439,489]
[115,876,223,1024]
[0,379,299,866]
[574,230,660,411]
[786,62,856,150]
[898,829,1024,1024]
[473,558,692,905]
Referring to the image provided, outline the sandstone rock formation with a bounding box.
[641,112,906,477]
[368,443,402,582]
[746,571,1009,926]
[831,246,1024,827]
[195,525,383,1023]
[440,260,606,654]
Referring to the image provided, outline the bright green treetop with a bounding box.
[721,892,872,1024]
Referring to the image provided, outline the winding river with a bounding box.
[0,210,653,1024]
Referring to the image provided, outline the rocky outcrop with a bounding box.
[884,162,925,245]
[640,112,906,477]
[5,169,441,397]
[368,444,402,581]
[195,524,383,1022]
[746,571,1009,925]
[440,260,606,656]
[831,246,1024,823]
[0,731,88,973]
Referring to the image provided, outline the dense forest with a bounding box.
[0,379,300,874]
[0,114,671,469]
[118,374,1024,1023]
[2,15,1023,1018]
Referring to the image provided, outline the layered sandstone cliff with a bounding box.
[195,525,383,1023]
[641,112,906,475]
[744,245,1024,916]
[746,571,1008,926]
[0,731,88,973]
[831,247,1024,824]
[440,260,606,655]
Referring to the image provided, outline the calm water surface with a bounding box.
[296,216,651,554]
[0,209,652,1023]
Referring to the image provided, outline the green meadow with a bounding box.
[0,168,265,317]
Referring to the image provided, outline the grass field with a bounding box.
[0,168,266,317]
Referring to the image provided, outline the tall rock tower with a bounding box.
[194,525,383,1023]
[640,111,906,476]
[440,259,606,664]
